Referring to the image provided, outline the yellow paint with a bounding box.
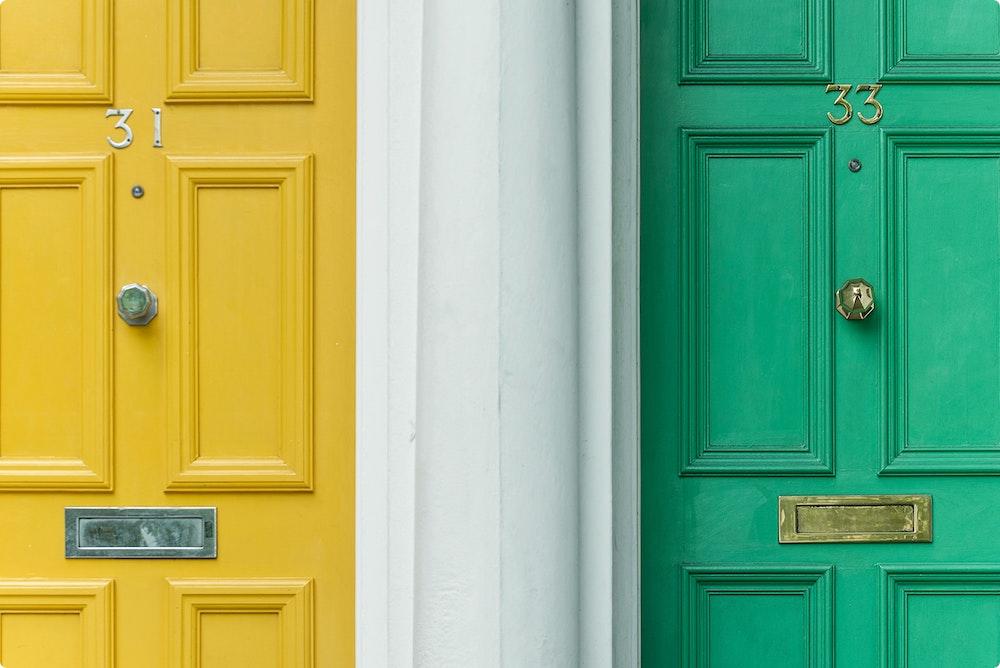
[167,0,314,100]
[0,0,355,665]
[0,0,112,102]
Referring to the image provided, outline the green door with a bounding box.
[642,1,1000,665]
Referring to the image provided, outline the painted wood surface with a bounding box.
[643,0,1000,665]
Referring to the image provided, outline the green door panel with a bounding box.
[681,131,832,474]
[642,0,1000,665]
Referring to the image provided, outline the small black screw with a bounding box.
[131,185,145,199]
[848,159,862,173]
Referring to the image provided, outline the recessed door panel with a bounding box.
[0,580,113,668]
[682,0,831,81]
[166,157,313,490]
[0,158,111,488]
[168,579,313,668]
[882,567,1000,668]
[882,0,1000,79]
[0,0,112,102]
[684,567,833,668]
[682,131,832,474]
[167,0,314,100]
[884,135,1000,472]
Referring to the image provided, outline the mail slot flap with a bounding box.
[66,507,217,559]
[778,495,932,544]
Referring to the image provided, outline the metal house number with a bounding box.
[824,84,884,125]
[105,108,163,149]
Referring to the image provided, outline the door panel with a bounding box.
[884,134,1000,472]
[882,0,1000,80]
[682,131,832,474]
[644,0,1000,666]
[165,157,314,489]
[681,0,831,81]
[0,579,113,668]
[0,0,112,102]
[0,1,353,666]
[167,578,312,668]
[883,567,1000,667]
[683,566,832,668]
[0,158,112,488]
[166,0,313,100]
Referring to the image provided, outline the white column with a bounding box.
[360,0,640,664]
[414,0,580,665]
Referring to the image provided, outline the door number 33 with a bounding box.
[825,84,883,125]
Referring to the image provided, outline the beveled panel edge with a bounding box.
[680,0,832,83]
[778,494,932,543]
[0,0,113,104]
[0,155,113,490]
[165,155,314,491]
[879,565,1000,668]
[165,0,314,102]
[881,131,1000,474]
[168,577,314,668]
[0,578,114,667]
[879,0,1000,82]
[682,565,834,668]
[679,129,834,476]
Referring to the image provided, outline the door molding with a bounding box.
[356,0,640,663]
[357,0,421,664]
[610,0,640,663]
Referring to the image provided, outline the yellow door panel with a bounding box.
[0,0,354,664]
[166,157,313,490]
[0,157,112,488]
[166,0,314,101]
[168,579,312,668]
[0,0,112,103]
[0,580,113,668]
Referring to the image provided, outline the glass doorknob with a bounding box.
[117,283,158,326]
[835,278,874,321]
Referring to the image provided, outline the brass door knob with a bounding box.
[117,283,158,326]
[835,278,874,320]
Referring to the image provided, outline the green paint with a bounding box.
[684,567,832,667]
[884,0,1000,79]
[642,1,1000,665]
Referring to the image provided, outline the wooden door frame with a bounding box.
[355,0,641,663]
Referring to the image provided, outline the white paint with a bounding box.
[610,0,641,664]
[356,0,421,663]
[357,0,640,663]
[577,0,614,664]
[414,0,579,663]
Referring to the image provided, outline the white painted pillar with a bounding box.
[414,0,580,665]
[359,0,640,663]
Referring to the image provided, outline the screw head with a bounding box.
[131,185,145,198]
[848,159,862,173]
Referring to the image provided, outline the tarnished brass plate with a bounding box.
[778,495,931,543]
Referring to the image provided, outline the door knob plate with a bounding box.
[117,283,158,326]
[835,278,875,320]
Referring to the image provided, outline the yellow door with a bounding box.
[0,1,354,666]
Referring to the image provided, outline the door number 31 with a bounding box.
[825,84,883,125]
[106,108,163,149]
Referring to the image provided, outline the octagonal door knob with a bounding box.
[117,283,158,326]
[835,278,875,321]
